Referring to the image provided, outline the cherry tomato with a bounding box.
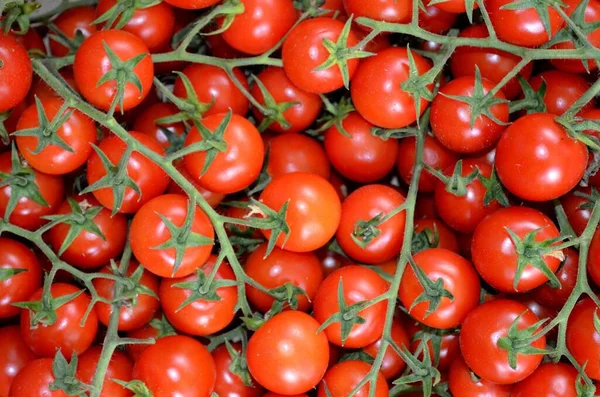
[8,358,67,397]
[0,34,32,112]
[317,360,389,397]
[49,6,97,57]
[561,186,595,235]
[532,248,578,309]
[529,70,593,116]
[125,314,176,362]
[132,102,185,150]
[164,0,220,9]
[406,319,461,371]
[415,193,439,219]
[566,297,600,380]
[414,218,460,252]
[448,356,512,397]
[363,320,410,380]
[0,325,36,397]
[419,1,459,34]
[167,160,226,207]
[77,347,134,397]
[512,363,579,397]
[343,0,411,24]
[212,343,264,397]
[316,246,352,277]
[267,133,330,180]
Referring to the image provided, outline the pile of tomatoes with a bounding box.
[2,0,600,396]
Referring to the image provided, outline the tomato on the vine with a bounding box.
[414,218,460,252]
[0,325,36,397]
[448,356,512,397]
[363,320,410,380]
[0,34,32,113]
[8,358,67,397]
[48,6,97,57]
[212,342,264,397]
[76,347,134,397]
[529,70,593,115]
[566,297,600,380]
[267,133,330,180]
[133,102,186,150]
[343,0,412,24]
[317,360,389,397]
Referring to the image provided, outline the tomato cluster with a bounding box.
[1,0,600,396]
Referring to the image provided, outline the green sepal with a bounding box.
[407,256,454,318]
[496,311,551,370]
[224,340,256,388]
[111,380,153,397]
[412,224,441,253]
[244,198,290,257]
[400,46,435,127]
[1,1,40,35]
[252,74,298,132]
[50,351,90,396]
[306,96,355,138]
[13,281,84,327]
[510,75,547,114]
[389,341,441,397]
[0,267,27,281]
[154,72,215,126]
[171,267,237,311]
[478,165,510,207]
[92,0,162,30]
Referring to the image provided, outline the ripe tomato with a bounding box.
[174,64,249,117]
[336,184,405,264]
[212,343,264,397]
[406,318,460,371]
[77,347,133,397]
[184,113,264,194]
[0,238,42,319]
[352,47,432,128]
[317,360,389,397]
[448,356,512,397]
[512,363,579,397]
[28,71,79,104]
[363,320,410,380]
[20,283,98,358]
[397,135,459,193]
[74,30,153,111]
[160,255,237,335]
[414,218,460,252]
[86,132,169,213]
[0,325,36,396]
[133,102,186,150]
[314,265,388,347]
[324,112,399,183]
[167,160,226,207]
[251,67,322,134]
[133,335,217,396]
[532,248,578,308]
[267,133,330,179]
[529,70,593,116]
[566,298,600,380]
[450,24,533,99]
[8,358,67,397]
[164,0,220,8]
[125,314,175,362]
[419,1,459,33]
[247,311,329,395]
[259,172,341,252]
[460,299,546,384]
[129,194,215,278]
[245,243,323,313]
[589,231,600,288]
[433,0,477,13]
[0,34,32,113]
[282,18,359,94]
[561,186,594,235]
[343,0,411,24]
[49,6,97,57]
[496,113,588,201]
[222,0,297,55]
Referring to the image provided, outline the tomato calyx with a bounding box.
[92,0,162,30]
[412,226,441,253]
[574,186,600,211]
[401,47,442,125]
[265,282,310,315]
[148,313,177,338]
[213,0,246,36]
[293,0,330,15]
[428,160,480,197]
[0,266,27,281]
[171,265,237,310]
[389,341,442,397]
[407,256,455,318]
[575,366,597,397]
[224,339,255,387]
[477,166,511,207]
[110,262,159,306]
[500,0,560,40]
[0,109,14,145]
[339,350,375,364]
[510,76,547,114]
[154,73,215,126]
[50,350,91,396]
[351,203,406,248]
[245,198,290,257]
[496,310,549,370]
[308,95,355,137]
[111,379,153,397]
[246,148,271,196]
[252,74,299,132]
[47,25,87,57]
[1,1,40,35]
[556,114,600,151]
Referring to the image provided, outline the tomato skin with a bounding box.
[351,47,432,128]
[496,113,588,202]
[532,248,578,309]
[20,283,98,358]
[314,265,388,348]
[414,218,460,252]
[512,363,578,397]
[0,326,36,397]
[129,194,215,278]
[259,172,341,252]
[267,133,330,180]
[174,64,249,117]
[133,102,185,150]
[133,335,217,396]
[86,132,169,213]
[336,185,405,264]
[184,113,264,194]
[529,70,593,116]
[213,343,264,397]
[324,112,399,183]
[472,206,561,293]
[363,320,409,380]
[247,311,329,395]
[561,187,594,236]
[125,314,173,362]
[167,160,226,208]
[448,356,512,397]
[343,0,411,24]
[0,238,42,319]
[8,358,68,397]
[419,2,459,34]
[245,243,323,313]
[74,30,153,112]
[160,255,238,335]
[49,6,97,57]
[588,231,600,288]
[251,67,322,134]
[282,18,359,94]
[566,298,600,380]
[0,34,32,113]
[317,360,389,397]
[164,0,220,9]
[450,25,533,99]
[77,347,133,397]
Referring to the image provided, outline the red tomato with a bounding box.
[532,248,578,308]
[316,246,352,277]
[363,320,410,380]
[0,325,36,396]
[588,231,600,288]
[433,0,477,13]
[267,133,330,179]
[8,358,67,397]
[164,0,220,9]
[529,70,593,116]
[566,298,600,380]
[125,314,175,362]
[77,347,133,397]
[49,6,97,57]
[74,30,153,111]
[351,47,432,128]
[415,193,438,219]
[213,343,264,397]
[259,172,341,252]
[133,102,185,150]
[512,363,579,397]
[336,184,405,264]
[449,356,512,397]
[0,34,32,112]
[343,0,411,24]
[247,311,329,395]
[168,160,226,207]
[561,186,594,235]
[317,360,389,397]
[12,28,45,54]
[419,1,459,34]
[414,218,460,252]
[129,194,215,278]
[86,132,169,213]
[20,283,98,358]
[352,28,391,53]
[496,113,588,201]
[133,335,216,396]
[406,319,460,371]
[184,113,264,194]
[314,265,388,347]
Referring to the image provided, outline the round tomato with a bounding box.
[212,343,264,397]
[343,0,411,24]
[0,325,36,397]
[77,347,133,397]
[8,358,67,397]
[529,70,593,116]
[133,102,186,150]
[532,248,578,308]
[247,311,329,395]
[566,298,600,380]
[317,360,389,397]
[129,194,215,278]
[561,186,594,236]
[125,314,176,362]
[448,356,512,397]
[363,320,410,380]
[512,363,579,397]
[164,0,220,8]
[267,133,330,180]
[49,6,97,57]
[419,1,459,33]
[414,218,460,252]
[0,34,32,112]
[495,113,588,201]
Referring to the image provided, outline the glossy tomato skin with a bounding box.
[561,186,594,235]
[0,34,32,112]
[251,67,322,134]
[282,18,359,94]
[0,326,36,397]
[472,206,562,292]
[133,335,217,396]
[448,356,512,397]
[343,0,411,24]
[529,70,593,116]
[0,238,42,319]
[125,314,175,362]
[450,25,533,99]
[160,255,238,335]
[8,358,67,397]
[247,311,330,395]
[314,265,388,348]
[512,363,578,397]
[133,102,185,150]
[20,283,98,358]
[460,299,546,384]
[363,320,410,380]
[174,64,249,117]
[74,30,153,111]
[496,113,588,202]
[222,0,297,55]
[245,243,323,313]
[86,132,169,213]
[184,113,264,194]
[129,194,215,278]
[589,231,600,287]
[49,6,97,57]
[77,347,133,397]
[419,1,459,33]
[317,360,389,397]
[414,218,460,252]
[267,133,330,180]
[566,298,600,380]
[164,0,220,8]
[532,248,578,308]
[337,185,405,264]
[259,172,341,252]
[351,47,432,128]
[212,343,264,397]
[324,112,399,183]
